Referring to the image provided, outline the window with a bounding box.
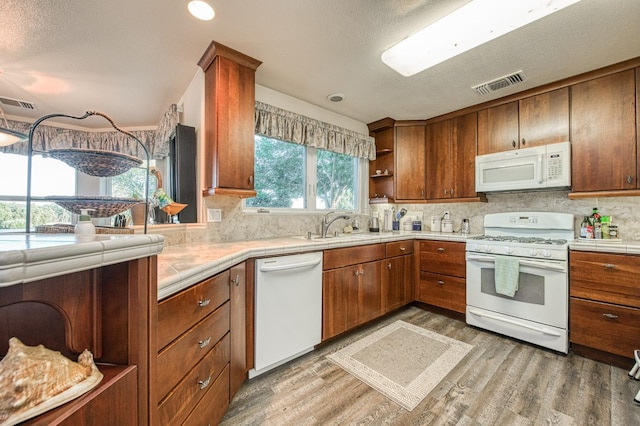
[245,135,365,212]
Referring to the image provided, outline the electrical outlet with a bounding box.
[207,208,222,222]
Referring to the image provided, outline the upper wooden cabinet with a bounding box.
[426,112,478,200]
[198,41,262,198]
[570,69,637,193]
[477,88,569,155]
[395,121,426,201]
[368,118,396,203]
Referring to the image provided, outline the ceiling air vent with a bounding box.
[472,71,526,95]
[0,96,36,110]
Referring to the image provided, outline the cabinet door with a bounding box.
[229,262,246,400]
[518,87,569,148]
[357,261,383,325]
[451,112,478,199]
[477,101,519,155]
[426,120,451,199]
[395,123,426,200]
[571,70,637,192]
[383,255,413,313]
[322,267,351,340]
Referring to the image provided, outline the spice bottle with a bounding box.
[580,216,589,238]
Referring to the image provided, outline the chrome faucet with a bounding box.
[321,211,351,238]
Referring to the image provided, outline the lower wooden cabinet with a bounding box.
[383,241,415,313]
[417,272,466,314]
[569,250,640,361]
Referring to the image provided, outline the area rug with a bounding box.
[327,320,473,411]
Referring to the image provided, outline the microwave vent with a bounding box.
[472,71,526,95]
[0,96,36,110]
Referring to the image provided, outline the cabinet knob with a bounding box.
[602,263,617,269]
[198,337,212,349]
[512,140,517,148]
[450,188,454,196]
[602,313,619,320]
[421,190,424,197]
[198,376,212,390]
[627,175,633,184]
[231,274,240,286]
[387,263,392,270]
[248,175,254,185]
[437,247,445,252]
[198,298,211,307]
[399,247,406,251]
[521,138,526,146]
[437,280,445,285]
[444,189,448,195]
[354,270,360,277]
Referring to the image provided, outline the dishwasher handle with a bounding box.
[259,257,321,273]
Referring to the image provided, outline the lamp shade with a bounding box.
[0,127,28,146]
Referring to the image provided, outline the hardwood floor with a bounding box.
[222,306,640,425]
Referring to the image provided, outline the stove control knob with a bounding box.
[484,245,493,253]
[542,250,551,258]
[503,246,512,255]
[529,249,538,256]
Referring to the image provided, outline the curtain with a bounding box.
[254,101,376,160]
[0,104,178,160]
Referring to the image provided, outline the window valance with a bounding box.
[254,101,376,160]
[0,104,179,160]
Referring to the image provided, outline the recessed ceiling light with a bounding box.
[188,1,215,21]
[327,93,345,102]
[382,0,582,77]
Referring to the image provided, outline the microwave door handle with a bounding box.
[538,154,544,184]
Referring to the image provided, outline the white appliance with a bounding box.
[250,252,323,378]
[465,212,574,353]
[475,141,571,193]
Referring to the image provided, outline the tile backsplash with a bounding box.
[152,191,640,246]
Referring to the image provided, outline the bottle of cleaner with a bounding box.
[75,209,96,235]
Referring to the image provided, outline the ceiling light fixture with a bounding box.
[188,0,215,21]
[381,0,582,77]
[0,106,27,146]
[326,93,345,103]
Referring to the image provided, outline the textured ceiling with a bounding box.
[1,0,639,129]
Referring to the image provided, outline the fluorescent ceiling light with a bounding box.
[188,1,215,21]
[382,0,582,77]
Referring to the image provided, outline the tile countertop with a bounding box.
[157,231,474,300]
[0,233,165,287]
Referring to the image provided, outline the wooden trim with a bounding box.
[570,343,633,370]
[426,56,640,124]
[568,189,640,199]
[395,120,427,127]
[198,40,262,72]
[391,195,487,204]
[367,117,395,132]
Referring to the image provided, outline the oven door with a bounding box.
[466,252,568,352]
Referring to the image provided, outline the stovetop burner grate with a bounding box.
[470,235,568,245]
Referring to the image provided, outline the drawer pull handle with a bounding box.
[437,248,445,252]
[198,299,211,307]
[387,263,392,270]
[602,313,619,320]
[602,263,617,269]
[198,376,211,390]
[399,247,406,251]
[437,280,445,285]
[198,337,212,348]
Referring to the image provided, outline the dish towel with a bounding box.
[494,255,519,297]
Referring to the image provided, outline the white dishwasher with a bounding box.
[249,251,323,378]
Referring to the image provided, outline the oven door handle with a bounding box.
[466,254,566,272]
[468,309,562,337]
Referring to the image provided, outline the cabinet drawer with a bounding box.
[323,243,385,270]
[417,272,466,313]
[419,241,466,277]
[181,364,230,426]
[570,251,640,307]
[158,333,230,426]
[158,271,230,350]
[386,240,414,257]
[570,297,640,358]
[157,302,230,400]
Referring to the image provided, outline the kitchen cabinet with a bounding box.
[322,244,385,339]
[416,240,466,313]
[229,262,246,400]
[570,70,637,193]
[367,118,396,203]
[367,119,426,202]
[477,88,569,155]
[395,121,426,201]
[198,41,262,198]
[0,256,157,425]
[426,112,478,200]
[382,241,415,313]
[569,250,640,367]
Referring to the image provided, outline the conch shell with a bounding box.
[0,337,103,426]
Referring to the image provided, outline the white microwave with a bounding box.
[475,141,571,193]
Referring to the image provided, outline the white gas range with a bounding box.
[465,212,575,353]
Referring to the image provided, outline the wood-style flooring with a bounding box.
[221,306,640,425]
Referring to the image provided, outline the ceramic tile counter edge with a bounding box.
[570,239,640,255]
[157,231,476,300]
[0,233,165,287]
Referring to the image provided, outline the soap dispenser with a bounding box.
[75,209,96,235]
